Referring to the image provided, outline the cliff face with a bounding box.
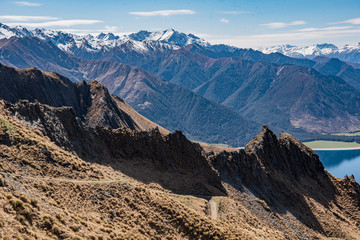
[5,100,89,150]
[0,63,168,134]
[210,125,360,239]
[3,99,224,196]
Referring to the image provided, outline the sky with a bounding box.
[0,0,360,48]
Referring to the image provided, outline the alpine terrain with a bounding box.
[1,23,360,144]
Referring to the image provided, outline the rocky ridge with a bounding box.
[0,61,360,239]
[1,98,360,239]
[0,63,168,134]
[209,126,360,239]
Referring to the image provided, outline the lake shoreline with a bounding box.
[311,146,360,151]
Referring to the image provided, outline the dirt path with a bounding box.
[0,171,130,187]
[1,171,222,221]
[209,199,217,220]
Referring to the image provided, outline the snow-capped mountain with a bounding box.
[129,29,209,47]
[0,23,34,38]
[0,23,210,55]
[2,22,360,64]
[261,43,360,63]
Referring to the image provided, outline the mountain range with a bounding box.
[1,23,360,145]
[0,23,210,57]
[0,37,261,147]
[2,22,360,65]
[261,43,360,64]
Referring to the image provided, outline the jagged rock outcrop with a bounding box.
[3,99,224,196]
[2,97,360,238]
[0,99,232,239]
[0,63,168,134]
[209,125,360,238]
[5,100,88,150]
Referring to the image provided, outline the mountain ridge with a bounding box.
[1,94,360,238]
[261,42,360,64]
[0,63,169,135]
[0,23,210,57]
[0,38,262,146]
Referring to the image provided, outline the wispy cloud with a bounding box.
[260,20,306,29]
[331,17,360,25]
[221,11,250,15]
[220,18,229,24]
[129,9,196,17]
[14,1,41,7]
[196,25,360,48]
[6,19,103,28]
[59,28,127,36]
[0,15,60,21]
[297,26,352,32]
[104,25,118,32]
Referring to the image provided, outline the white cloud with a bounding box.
[0,15,60,21]
[220,18,229,24]
[297,26,352,32]
[332,17,360,25]
[5,19,103,28]
[260,20,306,29]
[129,9,196,17]
[14,1,41,7]
[221,11,250,15]
[58,28,130,36]
[104,25,118,32]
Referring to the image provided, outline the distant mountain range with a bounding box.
[261,43,360,65]
[1,23,360,145]
[0,31,260,146]
[0,23,210,57]
[2,23,360,65]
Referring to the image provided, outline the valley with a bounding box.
[1,24,360,146]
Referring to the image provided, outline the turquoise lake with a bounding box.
[315,149,360,181]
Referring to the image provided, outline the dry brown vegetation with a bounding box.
[1,99,360,239]
[0,101,252,239]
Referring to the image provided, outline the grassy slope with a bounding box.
[304,140,360,148]
[332,131,360,136]
[1,100,360,239]
[0,100,269,240]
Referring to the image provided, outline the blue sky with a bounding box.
[0,0,360,48]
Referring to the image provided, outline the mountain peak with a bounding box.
[97,32,119,40]
[158,28,177,42]
[129,30,151,41]
[315,43,338,49]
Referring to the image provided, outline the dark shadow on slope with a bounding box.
[4,99,226,196]
[93,127,227,196]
